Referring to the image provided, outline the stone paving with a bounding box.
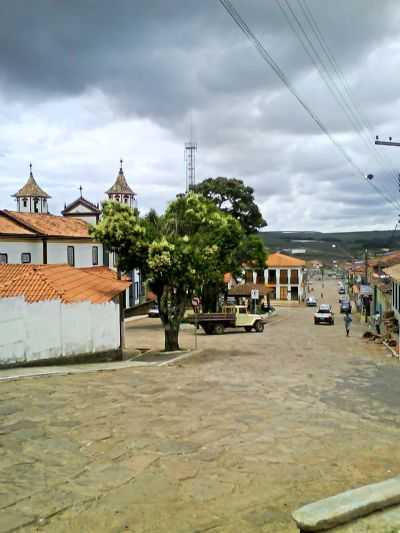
[1,281,400,532]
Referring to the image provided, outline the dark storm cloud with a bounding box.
[1,0,400,231]
[0,1,396,121]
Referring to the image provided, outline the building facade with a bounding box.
[1,161,143,307]
[264,252,305,301]
[0,264,130,366]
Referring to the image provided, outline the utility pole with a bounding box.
[375,136,400,147]
[364,248,368,284]
[364,248,369,324]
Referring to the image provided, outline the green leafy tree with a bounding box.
[194,177,268,309]
[91,194,244,351]
[193,177,267,234]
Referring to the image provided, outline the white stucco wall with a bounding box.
[46,241,103,267]
[0,239,104,267]
[0,240,43,264]
[264,266,305,301]
[0,297,121,365]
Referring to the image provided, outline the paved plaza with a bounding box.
[2,281,400,532]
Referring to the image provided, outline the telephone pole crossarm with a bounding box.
[375,140,400,147]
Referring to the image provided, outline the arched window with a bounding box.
[23,198,27,208]
[34,198,39,213]
[124,195,129,203]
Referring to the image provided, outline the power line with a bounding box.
[218,0,400,212]
[276,0,400,206]
[296,0,400,195]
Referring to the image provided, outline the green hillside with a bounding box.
[259,230,400,262]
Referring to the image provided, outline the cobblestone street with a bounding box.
[2,280,400,532]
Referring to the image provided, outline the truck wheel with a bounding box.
[214,323,225,335]
[254,321,264,333]
[203,325,213,335]
[314,319,318,325]
[245,326,253,332]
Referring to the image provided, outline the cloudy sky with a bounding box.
[1,0,400,232]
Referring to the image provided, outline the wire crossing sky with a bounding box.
[219,0,400,213]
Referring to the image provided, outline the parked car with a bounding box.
[338,287,346,295]
[314,304,334,325]
[148,304,160,318]
[186,305,265,334]
[306,296,317,307]
[339,294,349,303]
[340,301,352,314]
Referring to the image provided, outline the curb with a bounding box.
[383,341,400,359]
[0,349,204,383]
[292,476,400,531]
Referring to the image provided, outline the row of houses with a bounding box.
[347,251,400,337]
[0,162,143,307]
[0,163,142,367]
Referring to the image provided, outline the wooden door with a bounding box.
[280,287,288,300]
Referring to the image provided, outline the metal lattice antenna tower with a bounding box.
[184,115,197,192]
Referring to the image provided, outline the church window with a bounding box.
[92,246,98,266]
[34,198,39,213]
[21,253,31,264]
[67,246,75,267]
[115,195,120,201]
[0,253,8,264]
[124,195,129,203]
[23,198,27,208]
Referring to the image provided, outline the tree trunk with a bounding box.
[157,285,186,352]
[164,322,180,352]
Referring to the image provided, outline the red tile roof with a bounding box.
[228,283,273,297]
[369,251,400,268]
[79,266,131,281]
[0,265,130,304]
[384,265,400,282]
[0,214,36,236]
[1,211,92,238]
[266,252,305,267]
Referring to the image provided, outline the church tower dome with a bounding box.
[12,164,50,213]
[105,159,136,209]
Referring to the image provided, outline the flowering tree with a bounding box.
[91,193,244,351]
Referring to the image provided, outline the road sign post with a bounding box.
[251,289,259,314]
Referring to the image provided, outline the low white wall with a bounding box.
[0,297,120,366]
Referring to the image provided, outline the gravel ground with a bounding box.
[1,280,400,532]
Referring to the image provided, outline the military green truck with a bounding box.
[186,305,265,335]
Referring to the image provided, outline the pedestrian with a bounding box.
[373,312,381,335]
[344,312,352,337]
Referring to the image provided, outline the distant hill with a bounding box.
[259,230,400,262]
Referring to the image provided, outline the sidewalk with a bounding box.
[0,350,197,382]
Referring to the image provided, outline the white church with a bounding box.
[0,161,142,308]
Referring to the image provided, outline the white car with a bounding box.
[306,296,317,307]
[314,304,334,325]
[148,304,160,318]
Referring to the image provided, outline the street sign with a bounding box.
[360,285,373,296]
[251,289,259,300]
